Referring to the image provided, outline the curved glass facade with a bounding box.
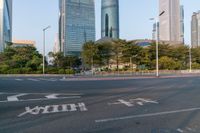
[101,0,119,39]
[0,0,12,52]
[59,0,95,56]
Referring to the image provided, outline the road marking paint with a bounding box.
[15,79,23,81]
[7,93,27,101]
[27,78,40,82]
[95,107,200,123]
[177,129,184,133]
[0,92,83,95]
[45,94,60,99]
[0,96,81,103]
[18,102,88,117]
[108,98,158,107]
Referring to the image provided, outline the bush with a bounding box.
[65,69,75,75]
[58,69,65,74]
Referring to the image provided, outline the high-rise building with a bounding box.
[101,0,119,39]
[159,0,182,43]
[53,33,60,54]
[0,0,12,52]
[180,5,184,43]
[59,0,95,56]
[191,11,200,48]
[152,22,159,41]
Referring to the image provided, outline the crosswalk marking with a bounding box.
[7,93,27,102]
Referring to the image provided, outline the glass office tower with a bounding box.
[0,0,12,52]
[59,0,95,56]
[101,0,119,39]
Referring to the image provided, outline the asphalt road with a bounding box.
[1,76,200,133]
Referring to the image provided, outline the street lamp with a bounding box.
[150,11,165,77]
[43,26,51,75]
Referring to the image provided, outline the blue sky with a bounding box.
[13,0,200,54]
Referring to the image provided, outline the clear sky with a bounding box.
[13,0,200,55]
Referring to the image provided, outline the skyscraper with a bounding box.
[152,22,159,41]
[180,5,184,43]
[59,0,95,56]
[191,11,200,48]
[0,0,12,52]
[101,0,119,39]
[159,0,182,43]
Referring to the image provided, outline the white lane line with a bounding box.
[95,107,200,123]
[7,93,27,101]
[15,79,23,81]
[0,96,81,103]
[45,94,60,99]
[27,78,40,82]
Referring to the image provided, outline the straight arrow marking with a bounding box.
[7,93,27,101]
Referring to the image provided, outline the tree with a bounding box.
[96,42,112,67]
[159,56,181,70]
[112,39,126,71]
[0,46,43,74]
[121,41,142,66]
[82,41,98,69]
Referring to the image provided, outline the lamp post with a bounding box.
[150,11,165,77]
[43,26,51,75]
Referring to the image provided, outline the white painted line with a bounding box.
[27,78,40,82]
[0,96,81,103]
[7,94,27,102]
[18,102,87,117]
[177,128,184,133]
[95,107,200,123]
[118,99,134,107]
[45,94,59,99]
[15,79,23,81]
[0,92,83,95]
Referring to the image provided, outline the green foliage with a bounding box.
[0,46,43,74]
[65,69,75,75]
[81,40,200,71]
[49,52,81,69]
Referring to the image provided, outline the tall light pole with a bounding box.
[150,11,165,77]
[43,26,51,75]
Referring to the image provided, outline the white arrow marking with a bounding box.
[117,99,134,107]
[45,94,60,99]
[131,98,159,104]
[7,94,27,101]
